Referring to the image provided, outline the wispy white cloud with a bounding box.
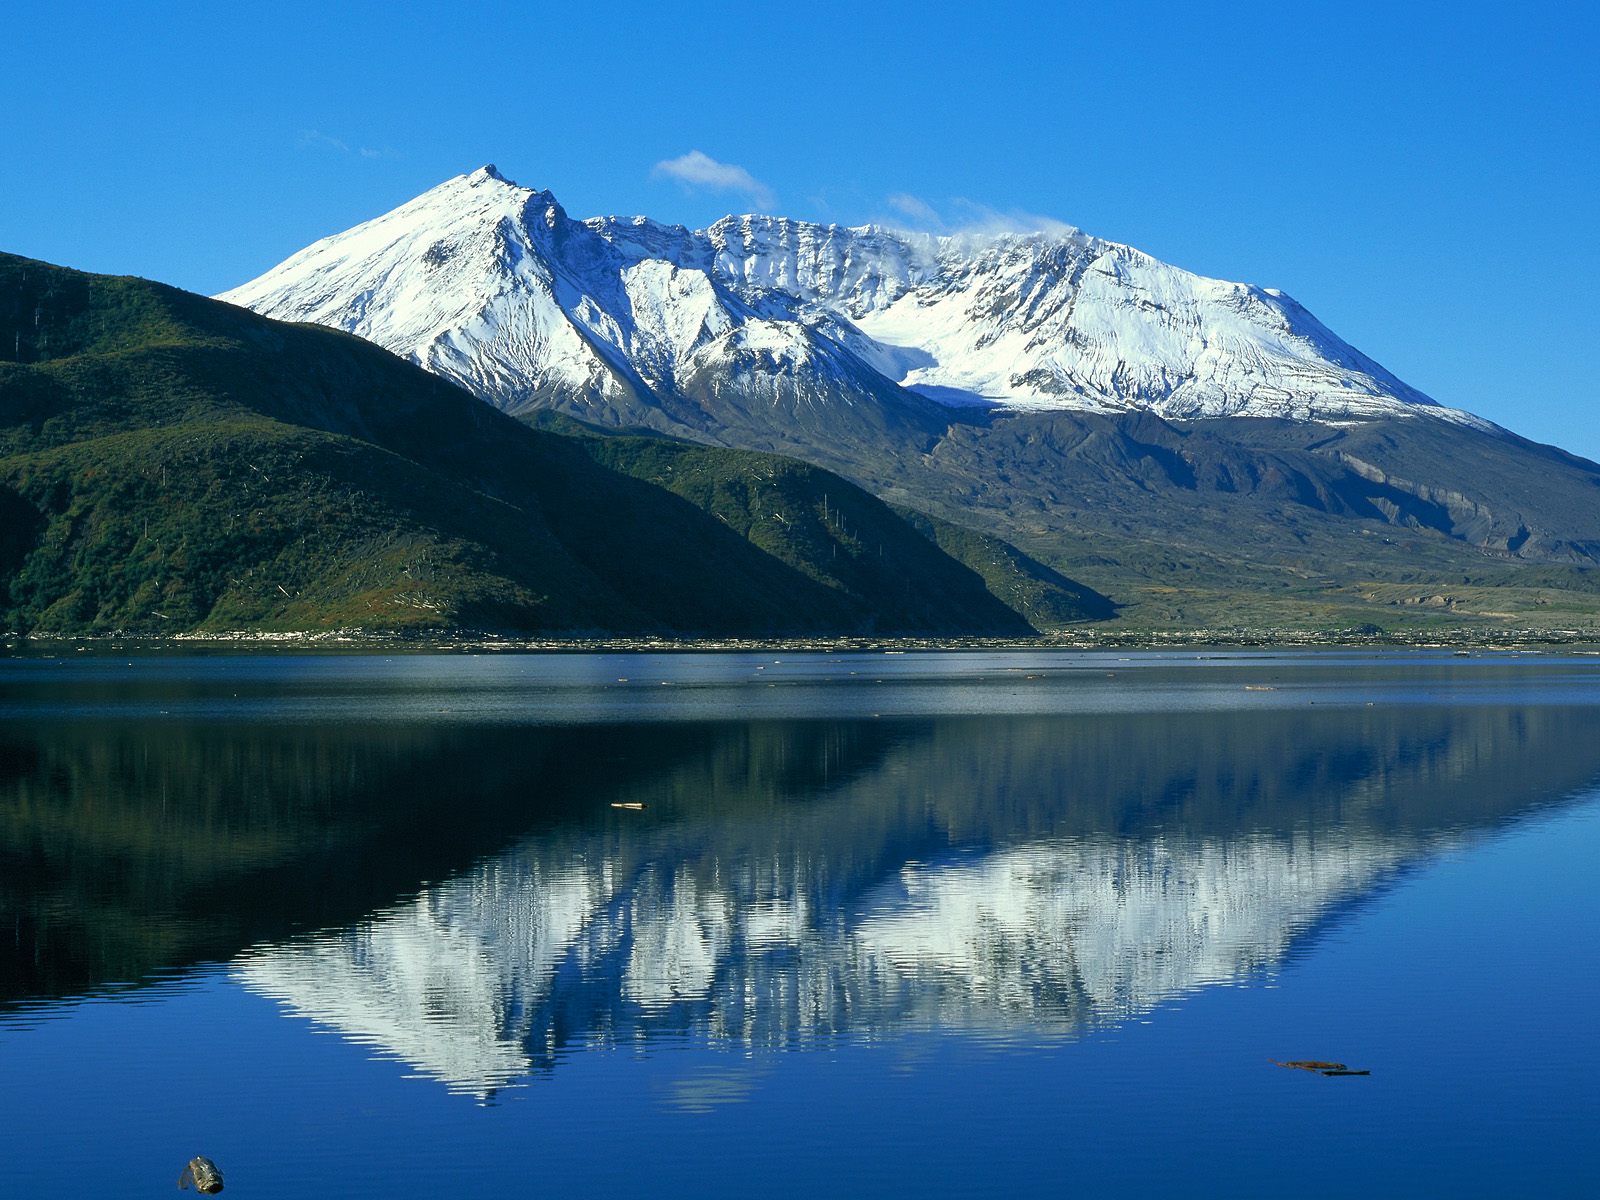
[298,129,350,154]
[885,192,945,230]
[298,130,401,161]
[947,197,1080,239]
[652,150,775,211]
[879,192,1077,240]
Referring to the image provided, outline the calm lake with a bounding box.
[2,650,1598,1197]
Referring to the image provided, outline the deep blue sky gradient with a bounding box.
[3,1,1595,457]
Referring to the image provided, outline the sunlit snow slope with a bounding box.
[221,166,1489,432]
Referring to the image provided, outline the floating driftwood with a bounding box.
[1272,1059,1371,1077]
[178,1156,224,1193]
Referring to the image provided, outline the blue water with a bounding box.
[2,650,1597,1196]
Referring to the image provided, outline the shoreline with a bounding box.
[5,627,1600,655]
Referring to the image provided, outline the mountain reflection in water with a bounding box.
[203,700,1600,1100]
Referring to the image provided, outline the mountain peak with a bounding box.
[450,165,566,223]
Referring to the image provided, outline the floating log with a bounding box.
[1271,1059,1371,1076]
[178,1156,224,1193]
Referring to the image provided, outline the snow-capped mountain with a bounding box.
[220,166,933,450]
[213,165,1600,594]
[220,165,1488,438]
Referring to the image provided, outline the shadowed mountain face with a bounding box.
[825,406,1600,631]
[7,655,1599,1097]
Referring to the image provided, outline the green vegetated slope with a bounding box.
[0,251,1098,636]
[534,415,1115,629]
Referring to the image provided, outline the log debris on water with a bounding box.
[178,1156,224,1193]
[1271,1059,1372,1077]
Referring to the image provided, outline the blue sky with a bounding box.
[3,1,1596,457]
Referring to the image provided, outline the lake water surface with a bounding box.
[2,650,1598,1197]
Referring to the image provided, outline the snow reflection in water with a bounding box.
[236,822,1445,1098]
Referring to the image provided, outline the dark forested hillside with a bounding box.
[0,252,1104,636]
